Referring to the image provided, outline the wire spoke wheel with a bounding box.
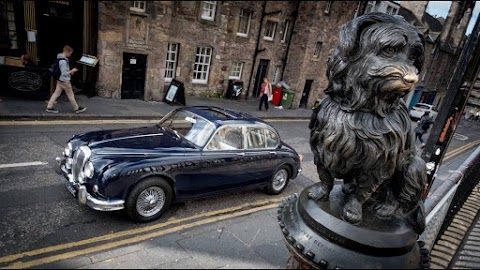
[136,186,165,217]
[272,169,288,192]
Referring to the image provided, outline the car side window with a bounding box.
[206,126,243,150]
[265,129,279,148]
[245,127,266,149]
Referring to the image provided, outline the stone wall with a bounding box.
[283,1,357,108]
[96,1,358,107]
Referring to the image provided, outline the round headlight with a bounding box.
[65,142,73,157]
[83,161,94,179]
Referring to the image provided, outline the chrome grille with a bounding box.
[72,146,91,183]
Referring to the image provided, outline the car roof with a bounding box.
[180,106,270,127]
[415,103,433,107]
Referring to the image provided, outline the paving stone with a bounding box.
[134,241,191,268]
[252,239,290,268]
[39,255,91,269]
[177,228,273,269]
[79,252,144,269]
[88,243,144,264]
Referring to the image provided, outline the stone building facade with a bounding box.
[95,1,359,109]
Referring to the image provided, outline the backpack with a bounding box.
[421,119,431,131]
[49,58,67,80]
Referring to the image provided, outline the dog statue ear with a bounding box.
[338,13,398,60]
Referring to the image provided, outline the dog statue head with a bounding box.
[325,12,425,116]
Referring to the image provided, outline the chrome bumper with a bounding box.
[56,156,125,212]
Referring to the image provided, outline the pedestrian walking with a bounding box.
[258,78,272,111]
[46,45,86,114]
[414,111,433,147]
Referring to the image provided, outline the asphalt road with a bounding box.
[0,118,479,263]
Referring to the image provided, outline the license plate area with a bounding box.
[64,178,77,197]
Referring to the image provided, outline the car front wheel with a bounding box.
[266,165,290,195]
[126,177,173,222]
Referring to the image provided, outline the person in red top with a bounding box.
[258,78,272,111]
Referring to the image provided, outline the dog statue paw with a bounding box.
[342,197,363,224]
[307,183,332,201]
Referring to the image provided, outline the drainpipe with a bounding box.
[280,1,300,81]
[245,1,267,99]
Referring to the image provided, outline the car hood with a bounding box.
[73,125,187,151]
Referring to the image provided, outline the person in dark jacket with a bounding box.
[414,111,433,147]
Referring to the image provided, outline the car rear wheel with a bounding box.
[266,165,290,195]
[126,177,173,222]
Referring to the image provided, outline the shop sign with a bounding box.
[8,71,43,91]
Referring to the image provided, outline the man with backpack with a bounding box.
[414,111,433,148]
[46,45,86,114]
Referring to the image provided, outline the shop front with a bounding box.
[0,0,98,99]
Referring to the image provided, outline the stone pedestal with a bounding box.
[278,184,425,269]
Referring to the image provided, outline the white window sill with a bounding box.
[236,33,248,37]
[201,16,215,21]
[164,78,173,83]
[192,79,208,84]
[263,36,274,41]
[229,76,241,80]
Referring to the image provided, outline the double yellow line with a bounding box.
[443,139,480,161]
[0,197,283,269]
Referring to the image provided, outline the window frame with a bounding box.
[192,46,213,84]
[314,42,322,58]
[205,125,244,151]
[281,20,290,43]
[263,20,277,41]
[229,62,244,80]
[130,1,146,13]
[201,1,217,21]
[272,66,280,84]
[164,43,179,83]
[324,1,332,14]
[236,9,252,37]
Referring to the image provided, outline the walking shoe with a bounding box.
[46,108,59,113]
[75,107,87,114]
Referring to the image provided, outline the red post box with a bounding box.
[272,86,283,106]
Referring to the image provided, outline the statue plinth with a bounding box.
[279,184,425,269]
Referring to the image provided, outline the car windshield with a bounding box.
[159,110,216,147]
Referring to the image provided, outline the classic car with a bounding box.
[55,106,302,222]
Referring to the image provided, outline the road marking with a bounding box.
[453,133,469,141]
[0,119,309,126]
[0,197,283,265]
[0,161,48,169]
[3,203,279,269]
[443,140,480,161]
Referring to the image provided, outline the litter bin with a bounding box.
[280,89,295,109]
[225,80,243,100]
[272,86,283,106]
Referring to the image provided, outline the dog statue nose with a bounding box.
[403,74,418,84]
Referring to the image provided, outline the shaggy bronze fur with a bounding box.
[308,13,427,233]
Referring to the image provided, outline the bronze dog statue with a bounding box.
[308,13,427,233]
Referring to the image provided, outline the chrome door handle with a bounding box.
[236,152,246,156]
[269,151,277,155]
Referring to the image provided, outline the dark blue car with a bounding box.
[55,106,302,222]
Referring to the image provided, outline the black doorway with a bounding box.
[300,79,313,108]
[253,59,270,97]
[36,0,83,70]
[121,53,147,99]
